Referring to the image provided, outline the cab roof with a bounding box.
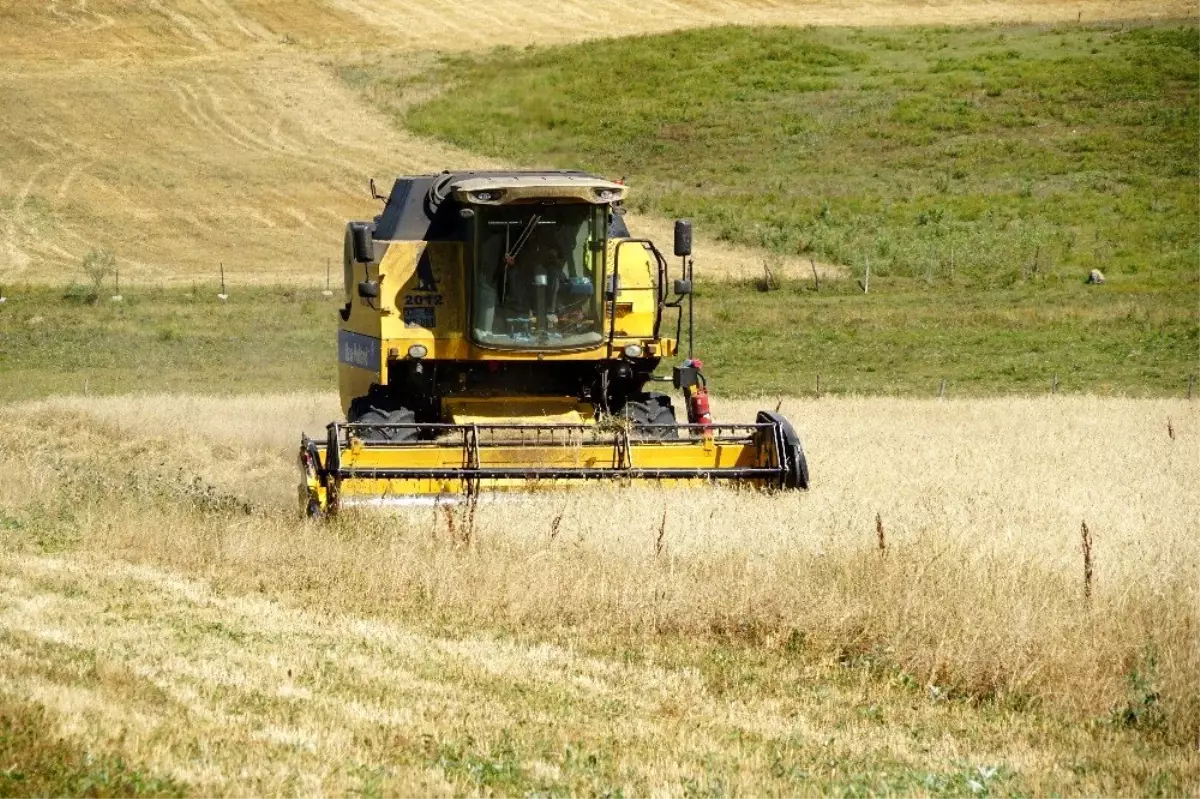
[449,173,626,204]
[372,170,627,241]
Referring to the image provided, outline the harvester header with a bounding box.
[300,170,807,514]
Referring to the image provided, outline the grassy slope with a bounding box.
[403,23,1199,285]
[11,0,1147,287]
[0,284,1193,400]
[1,11,1194,395]
[385,22,1200,394]
[0,394,1195,796]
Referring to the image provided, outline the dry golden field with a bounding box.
[0,393,1196,795]
[0,0,1193,285]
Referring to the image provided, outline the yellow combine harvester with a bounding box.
[299,170,807,515]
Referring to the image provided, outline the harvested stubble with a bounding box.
[0,393,1196,794]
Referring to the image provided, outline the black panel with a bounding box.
[373,177,438,241]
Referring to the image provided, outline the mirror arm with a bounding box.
[369,178,386,203]
[685,256,695,361]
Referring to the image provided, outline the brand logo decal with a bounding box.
[338,330,380,372]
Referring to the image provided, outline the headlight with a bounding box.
[595,188,616,201]
[408,344,428,359]
[623,343,643,359]
[471,190,501,203]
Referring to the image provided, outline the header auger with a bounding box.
[299,170,807,515]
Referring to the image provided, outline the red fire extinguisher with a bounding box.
[684,359,713,430]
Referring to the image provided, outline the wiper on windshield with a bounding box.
[497,213,541,305]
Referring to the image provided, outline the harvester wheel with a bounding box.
[755,411,809,490]
[622,393,679,440]
[352,406,419,443]
[789,439,810,490]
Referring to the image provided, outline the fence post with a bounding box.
[938,378,946,398]
[1052,375,1059,394]
[1189,374,1195,400]
[218,263,228,302]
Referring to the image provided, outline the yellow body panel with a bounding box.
[340,439,755,472]
[309,434,773,510]
[377,241,466,342]
[444,396,595,426]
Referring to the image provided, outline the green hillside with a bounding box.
[397,22,1198,287]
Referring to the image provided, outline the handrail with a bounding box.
[611,238,672,343]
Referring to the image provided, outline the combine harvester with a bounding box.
[300,170,807,515]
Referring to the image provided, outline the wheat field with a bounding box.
[0,393,1196,795]
[1,0,1192,286]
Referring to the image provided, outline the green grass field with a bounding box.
[0,288,334,402]
[393,22,1198,286]
[0,280,1194,401]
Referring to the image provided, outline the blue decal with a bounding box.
[338,330,380,372]
[403,307,436,328]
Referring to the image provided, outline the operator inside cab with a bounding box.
[472,202,605,349]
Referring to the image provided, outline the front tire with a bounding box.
[350,406,418,443]
[620,392,679,440]
[755,410,809,490]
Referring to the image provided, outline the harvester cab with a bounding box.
[300,170,807,515]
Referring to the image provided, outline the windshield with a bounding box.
[471,203,605,349]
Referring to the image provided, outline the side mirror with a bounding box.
[357,280,379,299]
[350,223,374,264]
[673,219,693,257]
[673,279,693,296]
